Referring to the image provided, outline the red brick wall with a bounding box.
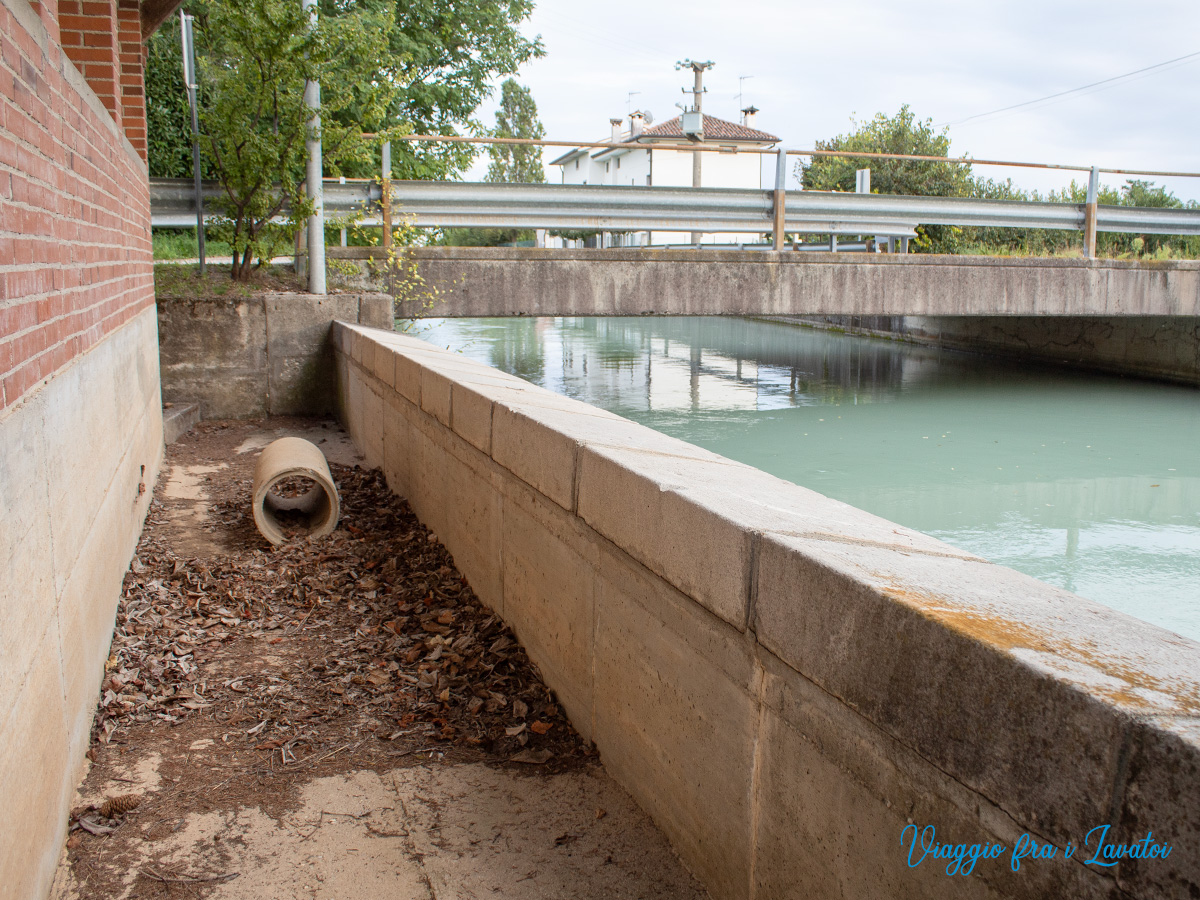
[116,0,146,157]
[0,0,154,412]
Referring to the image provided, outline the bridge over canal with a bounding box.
[331,246,1200,319]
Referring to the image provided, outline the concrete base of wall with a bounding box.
[157,292,394,419]
[333,322,1200,900]
[773,315,1200,386]
[0,307,162,899]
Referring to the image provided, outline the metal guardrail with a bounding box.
[149,178,1200,238]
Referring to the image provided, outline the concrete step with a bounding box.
[162,402,201,444]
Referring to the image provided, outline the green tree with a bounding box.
[146,0,543,184]
[181,0,397,280]
[798,105,974,252]
[799,105,973,197]
[486,78,545,183]
[321,0,543,181]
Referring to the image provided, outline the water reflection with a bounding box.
[414,316,1200,641]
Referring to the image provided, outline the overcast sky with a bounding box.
[464,0,1200,201]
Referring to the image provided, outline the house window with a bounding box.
[575,159,579,169]
[616,157,621,169]
[605,162,610,173]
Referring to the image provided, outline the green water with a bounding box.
[413,316,1200,642]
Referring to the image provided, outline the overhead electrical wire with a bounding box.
[943,49,1200,127]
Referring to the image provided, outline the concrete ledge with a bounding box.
[162,402,201,444]
[334,321,1200,900]
[328,246,1200,318]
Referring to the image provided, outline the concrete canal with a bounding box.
[414,315,1200,642]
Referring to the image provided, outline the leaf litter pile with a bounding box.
[69,420,593,892]
[96,470,584,765]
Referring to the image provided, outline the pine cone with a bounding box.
[98,794,141,818]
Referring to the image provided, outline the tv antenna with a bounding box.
[737,75,754,116]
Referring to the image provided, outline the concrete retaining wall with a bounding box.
[334,322,1200,900]
[157,292,393,419]
[0,307,162,898]
[788,315,1200,386]
[327,246,1200,318]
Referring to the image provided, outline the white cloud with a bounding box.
[465,0,1200,200]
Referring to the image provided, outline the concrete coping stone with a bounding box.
[333,320,1200,863]
[331,245,1200,273]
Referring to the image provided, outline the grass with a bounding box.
[153,229,234,260]
[154,262,305,299]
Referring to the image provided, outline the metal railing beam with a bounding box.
[149,178,1200,239]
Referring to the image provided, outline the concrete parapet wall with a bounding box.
[0,307,162,899]
[334,321,1200,900]
[327,246,1200,318]
[157,292,393,419]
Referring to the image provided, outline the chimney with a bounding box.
[741,105,759,129]
[610,117,623,143]
[630,111,644,138]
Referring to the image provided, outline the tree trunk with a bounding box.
[231,246,253,281]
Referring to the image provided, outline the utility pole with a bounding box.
[676,59,713,244]
[302,0,325,294]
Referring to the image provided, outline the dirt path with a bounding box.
[52,418,706,899]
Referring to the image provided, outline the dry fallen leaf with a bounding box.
[509,748,553,765]
[529,721,552,735]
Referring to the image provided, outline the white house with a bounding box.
[549,108,780,246]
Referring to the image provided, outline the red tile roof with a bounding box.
[636,114,779,143]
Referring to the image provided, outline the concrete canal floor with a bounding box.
[51,418,706,899]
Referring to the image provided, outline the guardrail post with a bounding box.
[381,141,393,255]
[1083,165,1099,259]
[829,234,838,253]
[772,147,787,250]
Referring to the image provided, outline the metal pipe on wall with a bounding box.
[302,0,326,294]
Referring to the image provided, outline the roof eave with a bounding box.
[549,148,589,166]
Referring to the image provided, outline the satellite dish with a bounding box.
[643,110,654,124]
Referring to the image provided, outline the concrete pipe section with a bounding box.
[252,437,340,545]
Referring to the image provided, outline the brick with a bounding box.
[0,0,152,405]
[0,302,38,336]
